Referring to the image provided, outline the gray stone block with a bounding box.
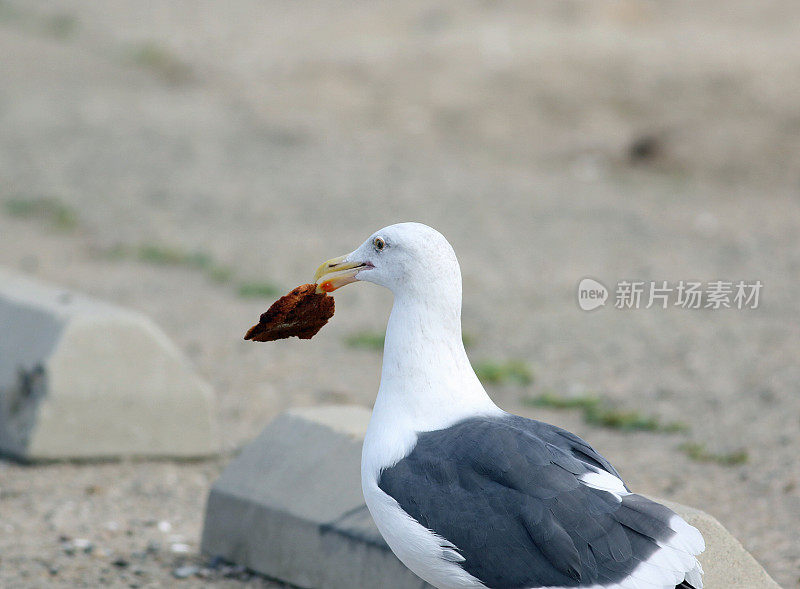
[201,405,778,589]
[0,268,219,460]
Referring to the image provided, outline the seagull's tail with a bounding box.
[613,493,705,589]
[677,559,704,589]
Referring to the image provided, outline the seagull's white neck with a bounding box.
[373,289,499,435]
[358,232,502,480]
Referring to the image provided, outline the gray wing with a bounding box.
[378,414,687,589]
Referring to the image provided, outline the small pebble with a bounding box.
[628,134,661,163]
[63,538,94,555]
[113,558,129,568]
[196,568,213,579]
[222,564,247,579]
[157,521,172,533]
[170,543,191,554]
[172,565,199,579]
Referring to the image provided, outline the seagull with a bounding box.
[314,222,704,589]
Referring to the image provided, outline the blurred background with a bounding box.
[1,1,798,587]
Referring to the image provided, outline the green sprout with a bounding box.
[4,197,78,231]
[345,331,386,351]
[129,42,191,83]
[524,393,688,433]
[679,442,748,466]
[237,281,282,299]
[474,360,533,386]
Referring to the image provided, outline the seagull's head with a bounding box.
[314,222,461,298]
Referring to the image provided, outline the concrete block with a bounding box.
[202,405,778,589]
[202,405,431,589]
[0,268,218,460]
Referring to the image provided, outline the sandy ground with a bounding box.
[1,1,799,587]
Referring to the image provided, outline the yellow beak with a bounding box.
[314,255,364,293]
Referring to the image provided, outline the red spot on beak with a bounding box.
[320,281,335,293]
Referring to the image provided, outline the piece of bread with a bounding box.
[244,284,335,342]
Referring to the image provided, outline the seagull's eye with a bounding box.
[373,237,386,251]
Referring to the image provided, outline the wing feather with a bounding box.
[378,414,702,589]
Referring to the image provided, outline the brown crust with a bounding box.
[244,283,335,342]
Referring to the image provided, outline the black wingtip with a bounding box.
[676,581,697,589]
